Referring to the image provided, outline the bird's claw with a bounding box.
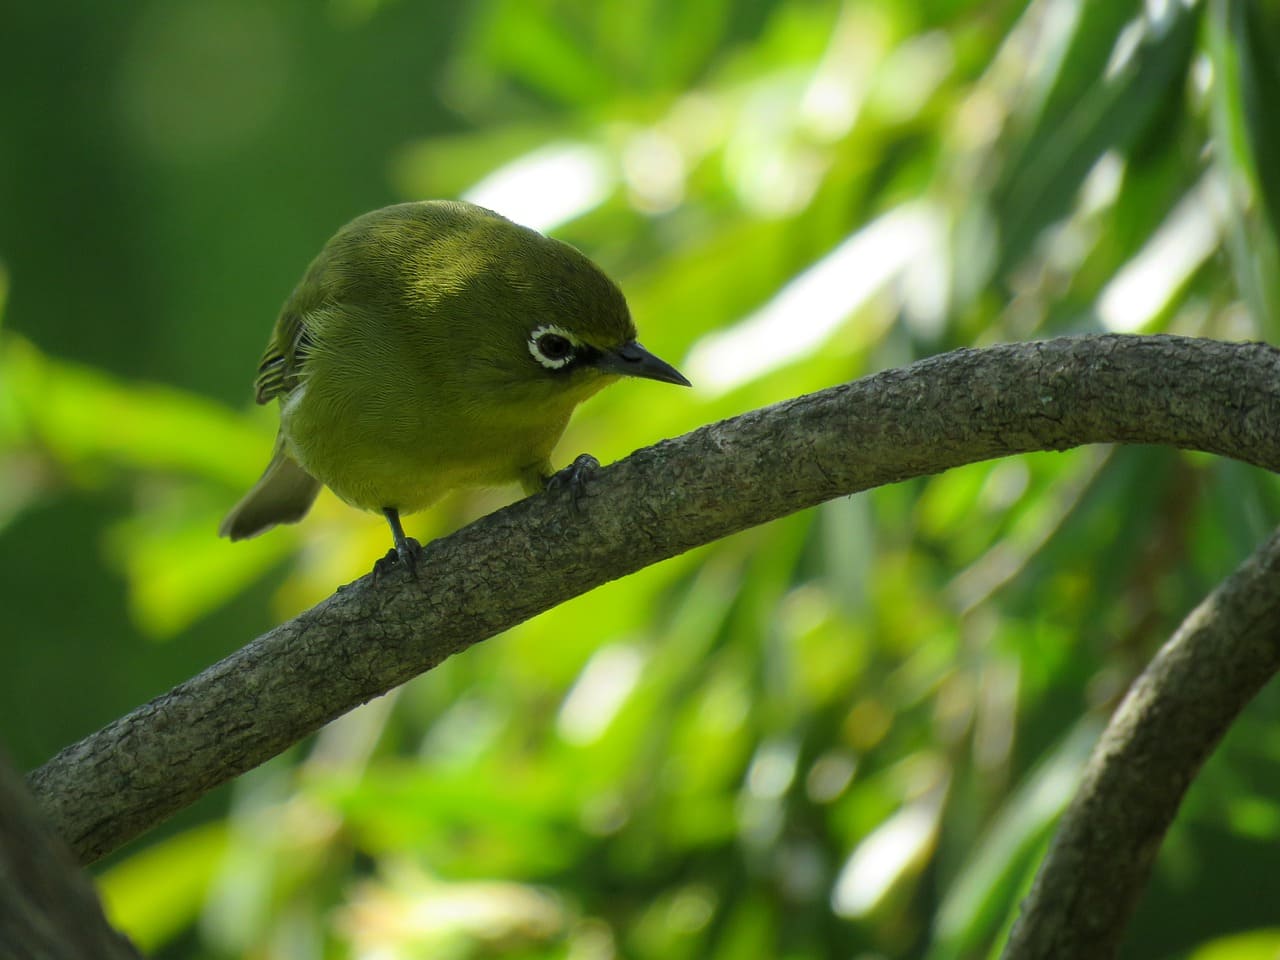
[545,453,599,513]
[373,537,424,583]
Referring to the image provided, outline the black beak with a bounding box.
[597,340,691,387]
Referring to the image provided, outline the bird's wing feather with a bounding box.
[253,310,314,405]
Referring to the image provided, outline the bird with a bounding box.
[219,200,690,568]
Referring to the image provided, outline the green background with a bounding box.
[4,0,1280,957]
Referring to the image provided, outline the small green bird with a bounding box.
[220,200,690,565]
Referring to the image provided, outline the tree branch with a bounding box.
[0,748,141,959]
[1003,522,1280,959]
[28,334,1280,869]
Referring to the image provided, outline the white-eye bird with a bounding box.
[220,200,690,564]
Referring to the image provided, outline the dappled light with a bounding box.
[4,0,1280,958]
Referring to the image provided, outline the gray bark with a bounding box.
[1003,523,1280,959]
[24,334,1280,956]
[0,749,141,959]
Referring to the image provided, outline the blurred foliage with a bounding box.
[5,0,1280,957]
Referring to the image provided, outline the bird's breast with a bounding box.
[280,379,572,514]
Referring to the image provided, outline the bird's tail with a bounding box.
[219,435,321,540]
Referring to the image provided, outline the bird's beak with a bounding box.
[597,340,692,386]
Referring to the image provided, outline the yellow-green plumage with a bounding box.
[221,201,688,552]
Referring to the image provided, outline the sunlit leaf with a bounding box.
[3,335,266,486]
[930,720,1101,960]
[1185,929,1280,960]
[97,822,228,952]
[1207,0,1280,334]
[993,0,1200,276]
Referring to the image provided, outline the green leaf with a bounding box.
[993,0,1200,276]
[1207,0,1280,332]
[97,823,228,952]
[4,335,267,486]
[929,720,1101,960]
[1185,929,1280,960]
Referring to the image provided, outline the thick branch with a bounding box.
[1003,524,1280,960]
[28,334,1280,865]
[0,749,141,959]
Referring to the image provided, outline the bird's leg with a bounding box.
[542,453,600,513]
[375,506,422,578]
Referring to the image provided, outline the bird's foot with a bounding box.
[373,537,424,583]
[376,506,425,583]
[544,453,600,513]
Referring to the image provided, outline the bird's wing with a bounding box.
[253,310,314,405]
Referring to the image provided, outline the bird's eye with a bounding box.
[538,333,572,360]
[528,326,578,370]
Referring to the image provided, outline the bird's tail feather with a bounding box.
[219,437,321,540]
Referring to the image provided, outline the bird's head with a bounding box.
[409,204,690,409]
[516,251,690,397]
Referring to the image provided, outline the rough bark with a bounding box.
[27,334,1280,884]
[1003,523,1280,960]
[0,749,141,959]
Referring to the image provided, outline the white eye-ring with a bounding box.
[528,324,579,370]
